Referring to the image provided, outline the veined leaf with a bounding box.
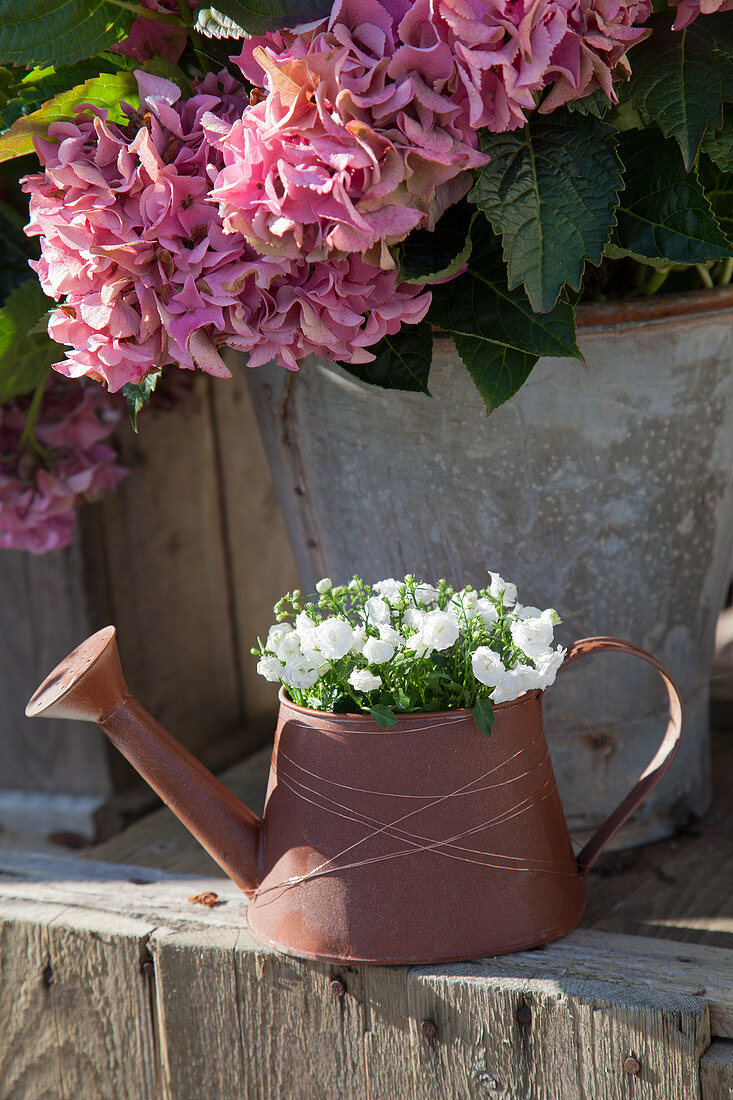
[398,204,475,286]
[122,371,161,431]
[470,113,623,313]
[628,13,733,170]
[0,58,128,130]
[0,279,64,402]
[701,106,733,173]
[0,0,136,68]
[368,704,398,728]
[339,320,433,394]
[0,71,139,163]
[613,128,733,263]
[699,157,733,246]
[206,0,333,34]
[472,697,495,738]
[430,220,580,410]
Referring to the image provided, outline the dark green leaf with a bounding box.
[472,697,495,738]
[122,371,161,431]
[0,157,37,305]
[0,70,139,163]
[565,87,612,119]
[613,127,733,263]
[206,0,332,35]
[429,219,580,409]
[339,320,433,394]
[399,204,475,285]
[393,688,411,711]
[0,58,128,130]
[368,704,398,728]
[699,157,733,246]
[627,13,733,170]
[0,0,136,68]
[470,113,623,312]
[701,106,733,173]
[0,279,64,402]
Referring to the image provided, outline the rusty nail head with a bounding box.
[331,979,346,998]
[140,958,154,977]
[421,1019,438,1040]
[623,1056,640,1076]
[42,966,55,987]
[516,1004,532,1026]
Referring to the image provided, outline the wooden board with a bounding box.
[701,1040,733,1100]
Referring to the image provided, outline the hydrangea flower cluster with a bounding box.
[253,571,566,730]
[0,380,127,553]
[22,69,431,391]
[671,0,733,27]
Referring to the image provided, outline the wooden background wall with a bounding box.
[0,364,299,838]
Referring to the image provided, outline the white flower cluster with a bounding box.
[255,571,566,714]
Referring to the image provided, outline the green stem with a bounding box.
[19,373,51,461]
[718,257,733,286]
[107,0,184,25]
[696,263,715,289]
[176,0,193,23]
[640,265,672,297]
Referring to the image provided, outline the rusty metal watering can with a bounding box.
[27,627,682,964]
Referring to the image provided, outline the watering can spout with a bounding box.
[26,627,262,894]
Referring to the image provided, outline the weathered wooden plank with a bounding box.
[210,365,299,725]
[0,898,158,1100]
[362,961,709,1100]
[701,1040,733,1100]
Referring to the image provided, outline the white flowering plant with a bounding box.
[253,571,566,735]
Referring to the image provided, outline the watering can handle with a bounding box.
[557,636,684,875]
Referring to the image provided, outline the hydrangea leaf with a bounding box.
[0,279,64,403]
[627,14,733,170]
[469,113,623,313]
[565,87,613,119]
[0,58,129,130]
[398,205,475,286]
[122,371,161,432]
[0,71,139,163]
[338,319,433,395]
[612,127,733,263]
[698,158,733,246]
[701,107,733,173]
[472,696,495,738]
[0,0,136,68]
[429,220,580,409]
[205,0,333,35]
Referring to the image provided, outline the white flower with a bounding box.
[365,596,391,625]
[295,610,317,638]
[314,617,354,660]
[273,631,303,661]
[315,577,332,594]
[490,664,542,704]
[349,668,382,691]
[266,622,292,649]
[413,583,439,606]
[535,647,566,688]
[373,578,402,603]
[513,604,542,620]
[283,657,325,690]
[402,607,426,631]
[363,636,395,664]
[471,646,506,687]
[488,571,517,606]
[475,598,498,628]
[405,631,431,658]
[378,623,403,647]
[350,625,366,654]
[257,655,284,682]
[510,615,555,660]
[421,609,459,651]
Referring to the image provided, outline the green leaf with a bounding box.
[613,127,733,263]
[472,697,495,738]
[565,87,613,119]
[0,57,128,130]
[699,157,733,246]
[205,0,333,35]
[429,219,580,409]
[368,704,398,728]
[338,320,433,394]
[701,106,733,173]
[0,0,136,68]
[0,70,139,163]
[0,279,64,402]
[121,371,160,431]
[627,14,733,170]
[470,113,623,312]
[398,204,475,285]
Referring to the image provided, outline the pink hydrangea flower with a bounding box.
[0,381,127,553]
[671,0,733,28]
[23,67,431,389]
[213,0,486,265]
